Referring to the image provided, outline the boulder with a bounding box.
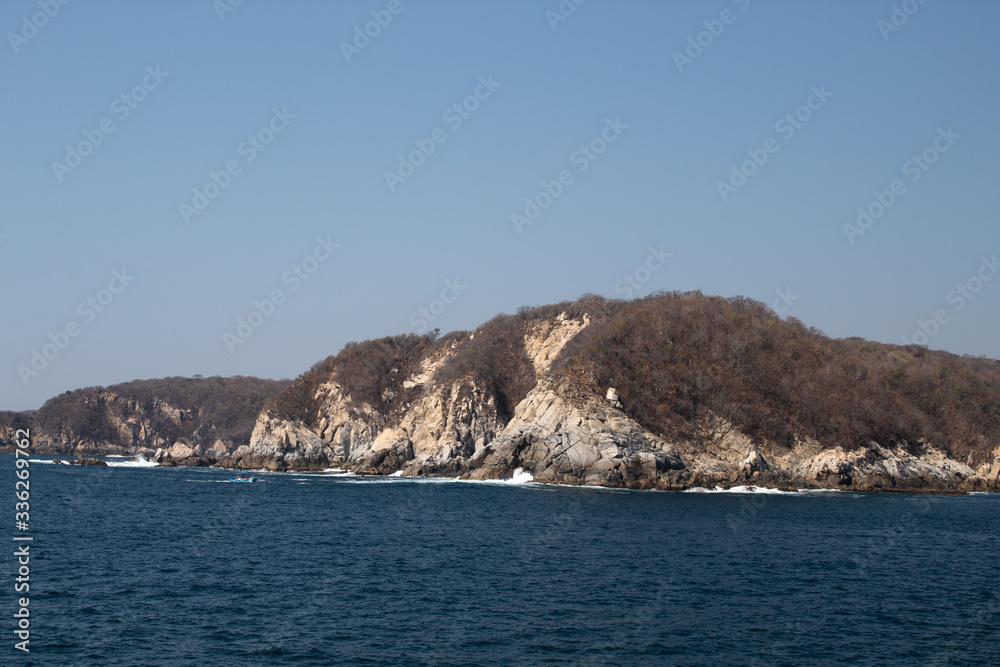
[76,457,108,467]
[605,387,623,409]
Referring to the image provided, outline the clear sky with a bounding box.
[2,0,998,411]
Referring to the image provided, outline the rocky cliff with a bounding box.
[7,293,1000,493]
[0,376,291,458]
[214,295,1000,493]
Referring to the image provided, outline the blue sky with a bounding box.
[2,0,998,411]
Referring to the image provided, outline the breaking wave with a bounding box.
[105,455,158,468]
[683,485,799,495]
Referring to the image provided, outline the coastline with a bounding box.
[12,452,995,496]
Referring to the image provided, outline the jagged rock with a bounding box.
[168,443,197,460]
[76,457,108,466]
[740,449,768,476]
[605,387,623,409]
[222,412,336,471]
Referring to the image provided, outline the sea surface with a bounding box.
[6,454,1000,666]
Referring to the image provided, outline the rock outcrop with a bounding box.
[49,457,109,466]
[0,376,289,459]
[217,307,1000,493]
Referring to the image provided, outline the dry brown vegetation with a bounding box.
[11,376,291,449]
[550,292,1000,464]
[263,291,1000,464]
[434,313,538,421]
[266,333,440,425]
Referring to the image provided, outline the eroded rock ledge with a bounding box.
[200,381,997,494]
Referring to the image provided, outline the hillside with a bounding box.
[0,376,291,456]
[218,292,1000,491]
[5,292,1000,492]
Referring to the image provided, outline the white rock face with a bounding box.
[402,347,452,389]
[465,376,683,486]
[523,312,590,372]
[227,412,334,469]
[168,443,196,460]
[605,387,623,409]
[397,380,500,461]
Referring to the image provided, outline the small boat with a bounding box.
[227,474,258,483]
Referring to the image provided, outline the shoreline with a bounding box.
[13,453,996,497]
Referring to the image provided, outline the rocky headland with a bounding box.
[5,293,1000,494]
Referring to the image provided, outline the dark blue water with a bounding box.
[6,454,1000,666]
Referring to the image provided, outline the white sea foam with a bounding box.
[30,456,158,468]
[503,467,535,485]
[683,485,798,495]
[429,467,536,486]
[536,482,627,492]
[796,488,849,494]
[683,485,855,496]
[105,455,158,468]
[421,467,536,486]
[329,468,538,487]
[337,475,456,485]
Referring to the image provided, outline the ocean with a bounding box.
[8,454,1000,666]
